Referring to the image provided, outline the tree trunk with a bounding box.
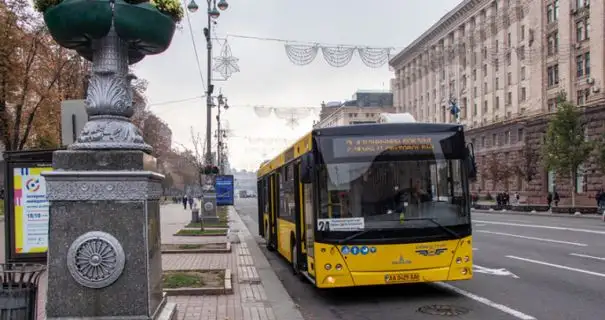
[570,169,576,208]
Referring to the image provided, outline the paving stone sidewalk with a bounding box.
[35,203,291,320]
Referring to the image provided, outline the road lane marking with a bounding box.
[507,255,605,278]
[570,253,605,261]
[474,223,487,227]
[435,283,536,320]
[477,230,587,246]
[473,248,478,251]
[474,220,605,235]
[474,265,519,278]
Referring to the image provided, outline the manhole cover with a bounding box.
[417,305,470,316]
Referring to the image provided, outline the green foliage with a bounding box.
[541,99,594,177]
[149,0,184,22]
[594,134,605,173]
[33,0,184,23]
[33,0,62,13]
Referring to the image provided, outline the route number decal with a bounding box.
[317,218,364,231]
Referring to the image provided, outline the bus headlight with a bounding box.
[325,263,332,270]
[461,268,468,275]
[456,257,462,264]
[464,255,470,262]
[335,264,342,271]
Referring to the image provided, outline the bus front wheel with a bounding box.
[265,222,274,251]
[291,242,299,275]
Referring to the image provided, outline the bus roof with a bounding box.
[257,122,464,178]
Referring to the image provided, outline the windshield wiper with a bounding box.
[402,218,459,238]
[337,229,384,244]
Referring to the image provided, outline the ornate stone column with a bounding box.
[37,0,181,318]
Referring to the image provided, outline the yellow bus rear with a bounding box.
[257,122,477,288]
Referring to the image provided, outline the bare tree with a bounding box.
[513,142,539,187]
[189,127,206,187]
[482,153,511,190]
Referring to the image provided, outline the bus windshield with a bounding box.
[314,131,470,239]
[318,159,469,227]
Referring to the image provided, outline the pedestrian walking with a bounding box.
[182,195,188,209]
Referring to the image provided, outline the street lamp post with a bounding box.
[187,0,228,166]
[215,94,228,173]
[188,0,228,223]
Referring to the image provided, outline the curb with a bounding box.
[230,207,305,320]
[163,268,233,296]
[473,209,602,220]
[161,242,232,254]
[173,230,229,237]
[182,227,229,231]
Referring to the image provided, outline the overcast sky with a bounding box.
[134,0,461,171]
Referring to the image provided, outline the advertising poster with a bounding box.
[13,167,52,254]
[215,175,234,206]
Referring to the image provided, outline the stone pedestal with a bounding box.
[201,192,219,224]
[191,209,200,224]
[43,150,177,320]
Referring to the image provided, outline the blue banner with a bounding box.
[215,175,234,206]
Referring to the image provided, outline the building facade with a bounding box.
[315,90,395,128]
[389,0,605,205]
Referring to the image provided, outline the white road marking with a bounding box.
[474,220,605,235]
[570,253,605,261]
[435,282,536,320]
[477,230,587,247]
[474,223,487,227]
[474,265,519,278]
[507,255,605,278]
[472,248,478,251]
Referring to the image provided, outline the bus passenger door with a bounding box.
[267,173,279,250]
[257,179,265,238]
[303,181,315,277]
[293,162,305,271]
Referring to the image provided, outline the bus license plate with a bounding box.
[385,273,420,283]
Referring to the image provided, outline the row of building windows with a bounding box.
[470,127,524,150]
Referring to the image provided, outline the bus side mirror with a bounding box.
[466,145,477,181]
[301,153,314,184]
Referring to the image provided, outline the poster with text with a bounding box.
[13,167,52,254]
[215,175,234,206]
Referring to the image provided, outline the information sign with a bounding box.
[215,175,234,206]
[13,167,52,254]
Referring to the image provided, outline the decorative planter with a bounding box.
[43,0,113,52]
[43,0,177,64]
[114,0,177,55]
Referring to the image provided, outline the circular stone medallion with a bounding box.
[67,231,126,289]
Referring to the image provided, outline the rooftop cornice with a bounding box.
[389,0,484,67]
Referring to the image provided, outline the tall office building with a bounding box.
[389,0,603,204]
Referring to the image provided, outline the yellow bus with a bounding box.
[256,121,477,288]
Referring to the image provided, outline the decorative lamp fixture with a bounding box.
[217,0,229,11]
[187,0,199,13]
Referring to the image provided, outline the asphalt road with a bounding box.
[235,198,605,320]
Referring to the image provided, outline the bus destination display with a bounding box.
[332,136,435,158]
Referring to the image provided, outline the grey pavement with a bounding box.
[236,198,605,320]
[0,203,302,320]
